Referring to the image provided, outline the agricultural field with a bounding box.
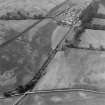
[0,0,105,105]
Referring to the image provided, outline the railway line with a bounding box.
[1,0,105,105]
